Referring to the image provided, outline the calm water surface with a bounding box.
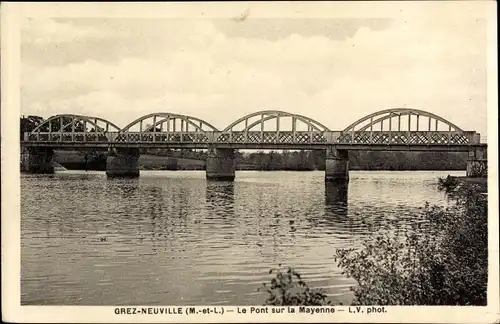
[21,170,464,305]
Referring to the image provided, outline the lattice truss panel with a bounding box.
[337,132,471,145]
[115,113,218,143]
[217,110,329,144]
[116,133,210,143]
[216,132,327,144]
[337,108,470,145]
[28,114,120,142]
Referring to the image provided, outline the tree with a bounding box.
[26,116,86,133]
[20,115,44,140]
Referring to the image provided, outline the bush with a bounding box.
[334,183,487,305]
[260,266,331,306]
[437,175,460,193]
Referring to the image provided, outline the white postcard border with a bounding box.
[1,2,498,323]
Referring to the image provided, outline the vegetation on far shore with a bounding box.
[262,177,487,306]
[51,148,469,172]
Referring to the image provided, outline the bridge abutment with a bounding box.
[466,146,487,178]
[325,147,349,183]
[21,147,55,174]
[106,148,140,178]
[206,146,235,181]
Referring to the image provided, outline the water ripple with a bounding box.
[21,170,463,305]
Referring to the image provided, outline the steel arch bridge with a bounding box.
[22,108,482,150]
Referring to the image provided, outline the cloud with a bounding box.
[22,18,119,45]
[21,18,487,135]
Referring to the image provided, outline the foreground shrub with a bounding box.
[334,183,487,305]
[260,266,331,306]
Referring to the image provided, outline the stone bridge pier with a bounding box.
[21,147,54,174]
[467,146,488,178]
[106,148,140,178]
[206,145,235,181]
[325,146,349,183]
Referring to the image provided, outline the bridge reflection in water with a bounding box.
[205,180,350,219]
[205,181,235,211]
[324,183,349,217]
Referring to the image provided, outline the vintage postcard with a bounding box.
[1,1,498,323]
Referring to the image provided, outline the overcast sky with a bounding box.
[21,17,488,135]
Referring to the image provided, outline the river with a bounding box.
[21,170,464,305]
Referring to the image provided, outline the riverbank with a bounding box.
[22,143,471,172]
[50,150,470,172]
[53,151,206,171]
[456,176,488,185]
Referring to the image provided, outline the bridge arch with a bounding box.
[342,108,464,133]
[119,113,219,133]
[222,110,331,132]
[30,114,121,133]
[217,110,330,144]
[116,113,219,143]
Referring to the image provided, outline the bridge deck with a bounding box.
[22,130,482,152]
[21,142,485,152]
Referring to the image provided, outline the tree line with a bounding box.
[144,148,468,171]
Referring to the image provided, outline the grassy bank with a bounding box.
[54,150,206,171]
[53,150,469,172]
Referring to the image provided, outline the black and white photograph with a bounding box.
[2,2,498,323]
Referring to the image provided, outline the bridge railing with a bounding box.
[25,132,115,142]
[216,131,329,144]
[113,131,331,144]
[336,131,479,145]
[114,132,212,143]
[22,130,481,145]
